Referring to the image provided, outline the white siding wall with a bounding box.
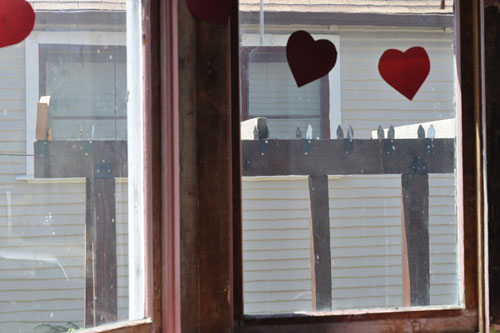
[0,43,130,332]
[340,29,455,138]
[0,180,129,332]
[243,174,458,314]
[116,181,129,321]
[243,178,313,314]
[242,26,458,314]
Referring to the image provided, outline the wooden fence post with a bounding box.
[401,173,430,306]
[308,175,332,311]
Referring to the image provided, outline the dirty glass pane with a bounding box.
[240,0,460,314]
[0,1,144,332]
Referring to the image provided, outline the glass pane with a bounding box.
[43,45,127,140]
[240,0,460,315]
[0,1,144,332]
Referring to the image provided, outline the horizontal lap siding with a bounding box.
[0,42,130,331]
[0,182,130,332]
[242,174,458,314]
[339,29,456,138]
[0,180,87,332]
[115,181,129,321]
[243,178,313,314]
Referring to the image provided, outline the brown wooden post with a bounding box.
[93,162,118,325]
[308,175,332,311]
[84,161,118,326]
[84,177,96,327]
[401,173,430,306]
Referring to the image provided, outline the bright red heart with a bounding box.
[185,0,231,25]
[286,30,337,88]
[378,46,430,100]
[0,0,35,48]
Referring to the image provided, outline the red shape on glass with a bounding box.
[0,0,35,48]
[378,46,431,101]
[185,0,231,25]
[286,30,337,88]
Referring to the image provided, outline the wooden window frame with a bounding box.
[77,0,174,331]
[231,0,486,331]
[233,0,486,332]
[78,0,486,331]
[240,46,331,139]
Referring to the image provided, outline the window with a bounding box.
[39,44,127,141]
[240,42,340,139]
[0,1,156,332]
[24,30,126,175]
[240,0,462,314]
[0,0,481,332]
[231,0,484,331]
[157,0,484,330]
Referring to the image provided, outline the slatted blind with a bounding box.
[247,61,322,139]
[44,51,127,140]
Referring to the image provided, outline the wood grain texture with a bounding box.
[457,0,482,321]
[94,177,118,325]
[177,0,234,330]
[401,174,430,306]
[178,0,200,331]
[85,177,96,327]
[195,17,233,332]
[242,139,454,176]
[308,175,332,311]
[484,3,500,326]
[236,310,476,333]
[34,141,128,178]
[157,0,176,330]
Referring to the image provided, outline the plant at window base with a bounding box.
[33,322,82,332]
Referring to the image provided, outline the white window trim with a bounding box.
[241,33,341,139]
[24,31,126,176]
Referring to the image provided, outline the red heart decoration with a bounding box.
[0,0,35,48]
[378,46,430,100]
[286,30,337,88]
[185,0,231,25]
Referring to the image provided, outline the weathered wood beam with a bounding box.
[34,140,127,178]
[401,173,430,306]
[308,175,332,311]
[242,139,454,176]
[94,173,118,325]
[485,4,500,324]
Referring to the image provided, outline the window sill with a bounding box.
[79,319,152,333]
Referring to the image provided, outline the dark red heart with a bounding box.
[185,0,231,25]
[378,46,430,100]
[0,0,35,48]
[286,30,337,88]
